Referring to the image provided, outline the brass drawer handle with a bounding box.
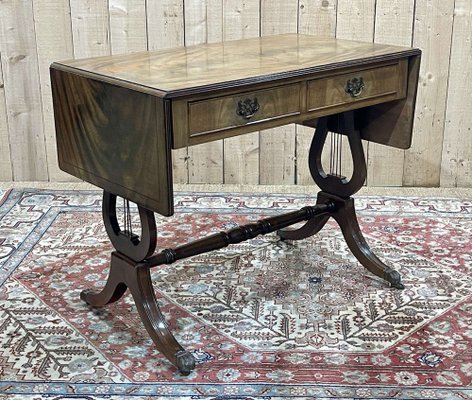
[345,77,365,98]
[236,97,260,119]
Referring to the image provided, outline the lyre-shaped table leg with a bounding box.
[80,191,196,375]
[279,111,404,289]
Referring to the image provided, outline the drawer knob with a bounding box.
[236,97,260,119]
[345,77,365,98]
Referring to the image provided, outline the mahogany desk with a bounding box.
[50,34,421,374]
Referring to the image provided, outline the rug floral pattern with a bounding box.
[0,189,471,399]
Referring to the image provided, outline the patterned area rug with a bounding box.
[0,188,471,400]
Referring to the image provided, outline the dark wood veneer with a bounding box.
[51,68,173,216]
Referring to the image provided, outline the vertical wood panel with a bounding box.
[223,0,260,184]
[297,0,337,185]
[0,2,468,188]
[207,0,224,41]
[0,56,12,181]
[403,0,455,186]
[109,0,147,54]
[146,0,184,50]
[367,0,414,186]
[33,0,75,182]
[336,0,376,41]
[185,0,224,184]
[260,0,299,35]
[335,0,375,184]
[184,1,208,45]
[0,0,48,181]
[260,0,298,185]
[440,1,472,187]
[146,0,187,183]
[298,0,337,37]
[70,0,110,58]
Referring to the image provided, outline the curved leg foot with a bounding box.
[128,260,196,374]
[81,252,196,374]
[318,192,404,289]
[80,253,128,306]
[176,350,197,376]
[278,215,329,240]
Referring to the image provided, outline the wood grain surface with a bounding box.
[33,0,75,182]
[0,55,12,181]
[357,54,420,150]
[53,34,419,98]
[70,0,110,59]
[0,0,48,181]
[109,0,147,54]
[50,68,173,215]
[306,62,405,112]
[440,0,472,187]
[258,1,298,186]
[189,83,301,136]
[166,39,416,151]
[51,34,420,210]
[403,0,455,186]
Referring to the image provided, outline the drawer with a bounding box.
[307,61,408,112]
[188,83,301,136]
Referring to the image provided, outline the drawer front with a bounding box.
[307,62,407,112]
[188,84,301,136]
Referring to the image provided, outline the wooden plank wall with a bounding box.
[0,1,470,188]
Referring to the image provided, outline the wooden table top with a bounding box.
[52,34,419,98]
[51,33,421,215]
